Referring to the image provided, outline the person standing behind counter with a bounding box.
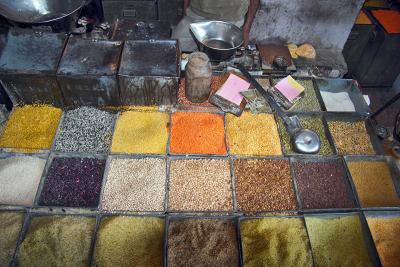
[172,0,260,52]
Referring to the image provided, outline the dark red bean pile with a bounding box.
[39,157,106,208]
[292,159,355,210]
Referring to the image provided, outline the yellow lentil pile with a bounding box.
[226,112,282,156]
[347,161,400,207]
[18,215,95,267]
[111,111,169,154]
[0,105,62,151]
[305,214,373,267]
[366,215,400,267]
[94,216,164,267]
[328,120,375,155]
[0,212,24,267]
[240,217,313,267]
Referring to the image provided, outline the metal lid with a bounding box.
[0,29,67,75]
[57,36,123,76]
[119,39,180,77]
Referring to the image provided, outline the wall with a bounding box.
[250,0,364,50]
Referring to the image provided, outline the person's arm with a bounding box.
[242,0,260,47]
[183,0,190,16]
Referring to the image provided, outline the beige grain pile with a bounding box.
[0,156,46,206]
[102,158,166,211]
[168,159,233,211]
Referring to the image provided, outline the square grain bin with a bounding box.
[57,36,123,106]
[0,29,67,107]
[118,39,180,105]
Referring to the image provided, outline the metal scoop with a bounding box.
[236,64,321,154]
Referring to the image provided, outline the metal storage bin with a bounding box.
[0,29,67,107]
[102,0,157,23]
[158,0,183,26]
[118,39,180,105]
[57,36,123,106]
[110,19,171,40]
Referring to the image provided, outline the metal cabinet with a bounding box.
[102,0,157,22]
[158,0,183,26]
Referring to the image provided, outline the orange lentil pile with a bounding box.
[170,112,227,155]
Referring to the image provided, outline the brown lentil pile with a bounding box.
[346,160,400,207]
[273,78,321,112]
[168,218,239,267]
[305,214,373,267]
[240,217,313,267]
[234,159,297,212]
[366,215,400,267]
[328,120,375,155]
[278,116,333,155]
[168,159,233,211]
[292,159,355,209]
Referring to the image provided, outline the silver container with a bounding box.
[190,21,243,61]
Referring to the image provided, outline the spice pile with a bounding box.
[55,107,115,153]
[240,217,313,267]
[168,159,232,211]
[102,158,166,211]
[0,156,46,205]
[168,218,239,266]
[111,111,169,154]
[305,214,373,267]
[278,115,332,155]
[170,112,227,155]
[18,215,95,267]
[0,105,61,151]
[346,160,400,207]
[366,215,400,267]
[95,216,164,267]
[39,157,106,208]
[273,78,321,112]
[0,212,24,267]
[227,112,282,156]
[328,120,375,155]
[292,159,355,209]
[234,159,297,212]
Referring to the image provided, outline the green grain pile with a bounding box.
[0,212,24,267]
[278,116,333,155]
[95,216,164,267]
[240,217,313,267]
[273,78,321,112]
[18,215,95,267]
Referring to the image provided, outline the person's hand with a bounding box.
[242,25,250,47]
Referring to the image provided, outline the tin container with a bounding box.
[109,19,171,41]
[0,29,67,107]
[57,36,122,107]
[315,78,371,116]
[118,40,180,105]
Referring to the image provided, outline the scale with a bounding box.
[236,64,321,154]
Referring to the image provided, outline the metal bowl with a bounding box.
[190,21,243,61]
[0,0,85,24]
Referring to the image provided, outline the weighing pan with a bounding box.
[0,0,86,24]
